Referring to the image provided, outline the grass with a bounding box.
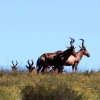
[0,70,100,100]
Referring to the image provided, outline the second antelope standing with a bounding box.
[64,39,90,73]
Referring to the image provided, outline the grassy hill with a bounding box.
[0,70,100,100]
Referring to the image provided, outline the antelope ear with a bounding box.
[26,65,29,68]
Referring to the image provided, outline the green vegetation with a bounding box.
[0,70,100,100]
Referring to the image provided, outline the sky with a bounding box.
[0,0,100,72]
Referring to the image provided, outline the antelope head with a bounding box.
[26,60,35,72]
[79,39,90,57]
[11,60,19,71]
[66,37,76,57]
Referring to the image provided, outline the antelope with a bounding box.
[36,50,62,74]
[36,37,76,74]
[26,60,37,74]
[11,60,19,72]
[56,38,76,73]
[64,39,90,73]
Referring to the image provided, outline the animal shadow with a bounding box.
[22,86,37,100]
[21,85,82,100]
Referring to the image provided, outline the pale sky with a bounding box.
[0,0,100,71]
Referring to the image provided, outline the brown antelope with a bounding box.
[36,50,62,74]
[36,37,76,74]
[64,39,90,73]
[11,60,19,72]
[57,38,76,73]
[26,60,37,74]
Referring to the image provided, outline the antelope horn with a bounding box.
[69,37,75,43]
[16,61,18,66]
[31,60,34,65]
[12,61,14,66]
[80,39,84,47]
[69,37,75,46]
[27,60,30,65]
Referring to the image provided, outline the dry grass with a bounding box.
[0,70,100,100]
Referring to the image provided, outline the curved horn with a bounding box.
[27,60,30,65]
[16,61,18,66]
[80,39,84,47]
[31,60,34,65]
[69,37,75,43]
[12,61,14,66]
[69,37,75,46]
